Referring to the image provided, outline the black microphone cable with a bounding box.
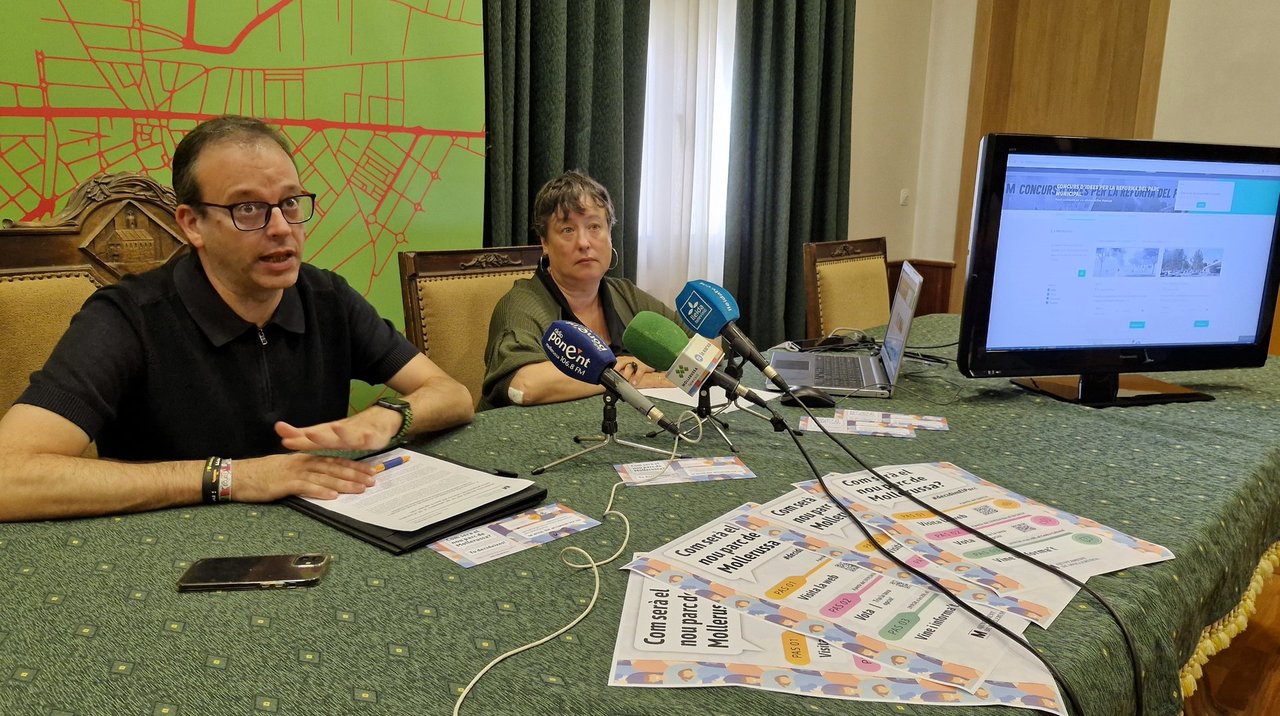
[776,412,1086,716]
[787,395,1144,716]
[907,340,959,350]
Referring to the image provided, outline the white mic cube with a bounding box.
[664,335,724,396]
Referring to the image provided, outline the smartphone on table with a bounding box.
[176,553,330,592]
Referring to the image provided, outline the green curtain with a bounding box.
[482,0,650,281]
[723,0,855,347]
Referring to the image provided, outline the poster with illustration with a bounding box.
[625,511,1027,692]
[740,489,1074,627]
[612,570,1065,714]
[814,463,1172,594]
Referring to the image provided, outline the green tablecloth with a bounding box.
[3,314,1278,716]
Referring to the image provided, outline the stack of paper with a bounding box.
[610,461,1173,714]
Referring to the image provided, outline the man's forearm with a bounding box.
[0,453,200,522]
[0,449,382,522]
[403,375,475,435]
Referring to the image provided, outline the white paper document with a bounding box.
[300,448,534,531]
[640,386,784,414]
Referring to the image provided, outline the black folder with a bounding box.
[281,452,547,555]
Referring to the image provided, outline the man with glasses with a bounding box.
[0,115,474,521]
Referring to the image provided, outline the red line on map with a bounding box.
[183,0,297,55]
[7,0,485,249]
[402,8,412,54]
[348,0,355,54]
[1,106,484,138]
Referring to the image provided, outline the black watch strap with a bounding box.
[375,397,413,443]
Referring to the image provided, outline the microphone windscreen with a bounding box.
[541,320,614,384]
[675,279,741,338]
[621,311,688,371]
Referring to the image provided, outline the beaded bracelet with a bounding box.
[217,458,233,501]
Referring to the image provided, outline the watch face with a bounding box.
[378,397,408,411]
[377,397,413,442]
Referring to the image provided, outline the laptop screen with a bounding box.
[881,261,923,387]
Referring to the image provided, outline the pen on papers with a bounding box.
[373,455,410,472]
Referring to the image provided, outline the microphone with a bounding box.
[541,320,680,435]
[622,311,778,413]
[674,280,791,392]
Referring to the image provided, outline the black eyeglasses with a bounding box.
[196,193,317,231]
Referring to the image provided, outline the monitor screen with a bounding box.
[957,133,1280,407]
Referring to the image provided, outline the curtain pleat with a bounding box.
[482,0,650,281]
[723,0,855,347]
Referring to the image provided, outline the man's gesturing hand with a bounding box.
[231,453,378,502]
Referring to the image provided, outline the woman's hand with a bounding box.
[615,356,673,388]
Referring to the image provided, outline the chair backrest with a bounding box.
[0,172,186,422]
[803,237,891,340]
[398,246,544,407]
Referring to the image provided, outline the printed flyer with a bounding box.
[739,489,1074,627]
[797,410,950,437]
[834,409,949,431]
[624,512,1026,692]
[817,463,1173,593]
[798,416,916,438]
[611,570,1065,714]
[428,502,599,568]
[615,456,756,486]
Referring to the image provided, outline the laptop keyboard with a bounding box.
[813,354,867,388]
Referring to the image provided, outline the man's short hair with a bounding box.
[172,115,294,208]
[531,170,617,239]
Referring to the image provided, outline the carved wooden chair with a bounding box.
[0,172,187,422]
[398,246,544,407]
[803,236,891,340]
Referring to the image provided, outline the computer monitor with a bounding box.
[957,133,1280,407]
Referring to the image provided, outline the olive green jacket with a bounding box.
[480,275,679,410]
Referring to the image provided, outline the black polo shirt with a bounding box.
[19,251,419,461]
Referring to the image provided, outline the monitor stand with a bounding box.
[1011,373,1214,408]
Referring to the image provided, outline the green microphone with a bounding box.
[621,311,688,370]
[622,311,776,412]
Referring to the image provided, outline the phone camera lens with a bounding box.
[294,555,324,566]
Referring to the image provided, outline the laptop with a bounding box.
[767,261,923,398]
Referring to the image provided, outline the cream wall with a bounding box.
[848,0,931,262]
[1155,0,1280,147]
[849,0,1280,268]
[911,1,977,263]
[851,0,1280,267]
[848,0,975,263]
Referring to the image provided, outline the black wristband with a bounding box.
[202,457,221,504]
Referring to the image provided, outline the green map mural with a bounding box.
[0,0,485,406]
[0,0,484,316]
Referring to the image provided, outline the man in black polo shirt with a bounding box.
[0,115,474,521]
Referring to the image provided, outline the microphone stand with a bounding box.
[533,393,679,475]
[719,349,774,425]
[645,348,796,443]
[647,383,738,452]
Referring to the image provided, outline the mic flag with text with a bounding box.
[622,311,778,412]
[674,280,791,392]
[541,320,680,435]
